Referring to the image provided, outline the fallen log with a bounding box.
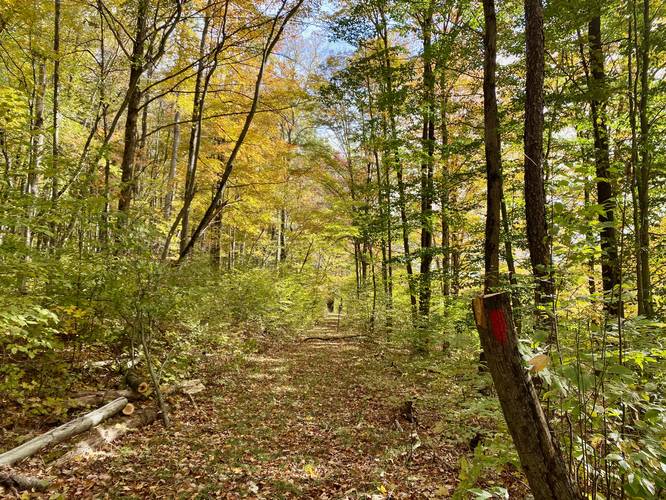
[125,369,150,395]
[0,467,50,492]
[68,389,143,410]
[0,398,128,466]
[50,407,158,469]
[303,335,368,342]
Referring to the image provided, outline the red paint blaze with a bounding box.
[488,308,508,344]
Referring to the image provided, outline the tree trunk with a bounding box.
[482,0,502,293]
[278,207,287,262]
[164,109,180,219]
[181,9,211,253]
[419,5,435,319]
[67,389,144,410]
[440,89,451,298]
[0,398,128,466]
[587,15,622,317]
[117,0,148,215]
[523,0,554,341]
[628,5,642,314]
[472,293,580,499]
[636,0,653,316]
[378,11,417,320]
[26,58,46,249]
[210,201,222,269]
[51,0,61,202]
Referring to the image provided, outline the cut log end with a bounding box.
[122,403,135,416]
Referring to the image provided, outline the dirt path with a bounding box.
[38,316,526,498]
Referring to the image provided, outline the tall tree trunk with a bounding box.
[452,232,461,295]
[418,6,435,319]
[378,12,417,320]
[366,74,391,318]
[628,4,642,313]
[181,9,211,253]
[278,208,287,262]
[587,15,622,317]
[584,184,597,295]
[523,0,554,341]
[482,0,502,294]
[500,186,516,287]
[210,201,222,270]
[51,0,61,202]
[26,58,47,253]
[636,0,653,316]
[117,0,148,215]
[99,10,110,244]
[164,109,180,219]
[440,89,451,298]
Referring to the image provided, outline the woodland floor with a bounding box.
[3,315,530,499]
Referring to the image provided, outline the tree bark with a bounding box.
[0,398,128,466]
[440,89,451,298]
[586,15,622,317]
[636,0,653,316]
[117,0,149,215]
[377,9,417,320]
[51,0,61,202]
[523,0,554,341]
[418,5,435,319]
[164,109,180,219]
[26,58,46,249]
[278,208,287,262]
[181,8,212,253]
[472,293,580,499]
[482,0,502,293]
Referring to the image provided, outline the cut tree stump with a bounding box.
[50,407,158,469]
[0,466,50,492]
[472,293,580,499]
[0,397,128,466]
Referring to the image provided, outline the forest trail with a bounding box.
[29,314,510,499]
[8,314,528,499]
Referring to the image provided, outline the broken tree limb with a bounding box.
[0,397,128,466]
[472,293,580,499]
[0,466,50,492]
[50,407,158,469]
